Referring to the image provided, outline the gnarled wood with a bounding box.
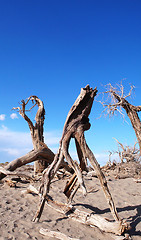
[0,147,54,180]
[33,85,129,235]
[13,96,49,175]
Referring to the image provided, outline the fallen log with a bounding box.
[0,167,34,181]
[45,200,129,236]
[0,147,54,180]
[24,184,129,236]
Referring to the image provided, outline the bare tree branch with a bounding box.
[98,82,141,153]
[113,139,140,163]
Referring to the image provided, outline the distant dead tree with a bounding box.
[12,96,51,175]
[99,82,141,154]
[114,138,140,163]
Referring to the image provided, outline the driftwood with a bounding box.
[5,179,17,187]
[45,200,129,235]
[33,85,129,235]
[24,185,129,236]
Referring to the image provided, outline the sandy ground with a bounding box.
[0,163,141,240]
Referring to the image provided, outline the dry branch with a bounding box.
[40,228,80,240]
[113,138,140,163]
[99,82,141,154]
[0,166,34,181]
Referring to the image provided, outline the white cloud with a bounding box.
[0,125,32,162]
[0,114,6,121]
[1,125,8,131]
[10,113,18,119]
[0,126,113,167]
[1,148,22,156]
[0,126,61,163]
[95,153,109,166]
[44,131,61,146]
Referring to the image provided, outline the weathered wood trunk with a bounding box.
[33,85,129,235]
[113,93,141,154]
[125,106,141,153]
[13,96,50,175]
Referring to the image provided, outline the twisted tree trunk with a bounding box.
[13,96,53,175]
[33,85,129,235]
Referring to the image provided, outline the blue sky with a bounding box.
[0,0,141,165]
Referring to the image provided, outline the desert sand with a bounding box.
[0,162,141,240]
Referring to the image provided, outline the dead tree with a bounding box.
[0,95,73,180]
[114,138,140,163]
[12,96,51,175]
[33,85,129,235]
[99,82,141,154]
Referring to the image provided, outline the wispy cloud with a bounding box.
[0,125,61,163]
[1,148,26,156]
[10,113,18,119]
[0,125,32,162]
[44,131,61,146]
[95,153,109,166]
[0,114,6,121]
[0,125,110,166]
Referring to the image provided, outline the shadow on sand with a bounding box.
[74,203,141,237]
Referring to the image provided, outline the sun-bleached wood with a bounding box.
[40,228,80,240]
[24,184,129,236]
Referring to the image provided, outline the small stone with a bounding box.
[14,223,18,228]
[19,207,23,211]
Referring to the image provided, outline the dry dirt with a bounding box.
[0,162,141,240]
